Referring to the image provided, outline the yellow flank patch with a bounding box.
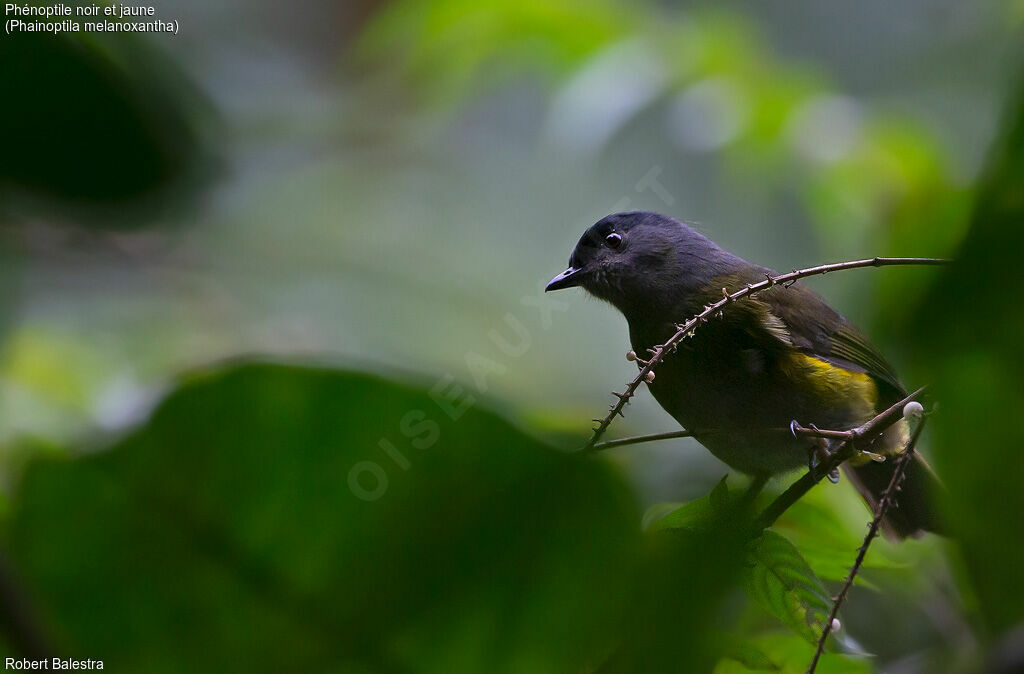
[782,353,878,421]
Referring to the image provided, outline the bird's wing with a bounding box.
[758,281,906,397]
[704,270,904,396]
[826,322,905,394]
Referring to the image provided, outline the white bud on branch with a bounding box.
[903,401,924,421]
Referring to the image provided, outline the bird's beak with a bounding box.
[545,266,584,292]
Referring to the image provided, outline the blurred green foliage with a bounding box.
[1,363,842,672]
[358,0,628,101]
[359,1,966,264]
[5,365,640,671]
[912,73,1024,641]
[0,5,217,222]
[1,362,914,672]
[0,1,971,458]
[1,0,1021,671]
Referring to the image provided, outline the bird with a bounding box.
[546,211,938,538]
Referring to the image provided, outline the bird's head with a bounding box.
[546,211,739,318]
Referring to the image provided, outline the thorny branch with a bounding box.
[754,387,925,531]
[581,256,947,451]
[806,413,929,674]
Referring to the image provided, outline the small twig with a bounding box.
[789,422,861,442]
[582,257,948,450]
[806,415,928,674]
[754,387,925,531]
[591,422,875,452]
[590,430,694,452]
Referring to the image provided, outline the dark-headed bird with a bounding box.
[546,211,938,538]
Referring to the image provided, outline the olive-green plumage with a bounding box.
[546,211,938,538]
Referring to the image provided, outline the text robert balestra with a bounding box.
[5,659,103,670]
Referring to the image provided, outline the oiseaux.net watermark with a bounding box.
[347,166,676,501]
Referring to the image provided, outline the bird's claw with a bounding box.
[806,439,841,484]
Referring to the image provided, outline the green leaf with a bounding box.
[4,363,641,673]
[714,633,870,674]
[646,496,713,532]
[715,634,779,671]
[742,531,832,644]
[710,474,731,511]
[646,475,733,533]
[774,499,900,585]
[641,501,686,531]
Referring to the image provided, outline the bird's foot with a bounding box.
[806,438,841,484]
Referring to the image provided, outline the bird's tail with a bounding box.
[844,450,943,539]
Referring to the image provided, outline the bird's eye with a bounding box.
[604,232,622,249]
